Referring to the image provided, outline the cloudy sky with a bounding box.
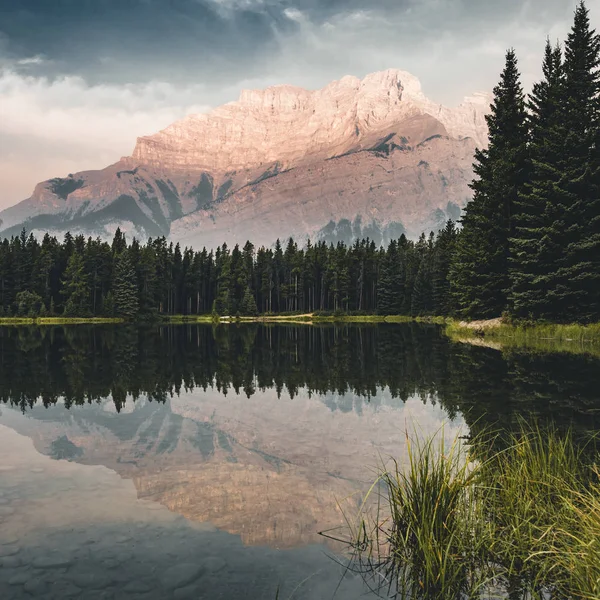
[0,0,592,209]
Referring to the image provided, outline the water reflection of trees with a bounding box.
[0,324,599,437]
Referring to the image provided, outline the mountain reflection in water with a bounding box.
[0,323,599,599]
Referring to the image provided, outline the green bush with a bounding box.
[15,291,45,317]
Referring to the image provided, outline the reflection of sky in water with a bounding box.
[0,386,462,599]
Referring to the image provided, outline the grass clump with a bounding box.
[555,476,600,599]
[341,431,493,599]
[343,424,599,599]
[476,425,594,597]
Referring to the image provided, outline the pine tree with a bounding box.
[61,252,90,317]
[111,228,127,256]
[432,221,458,316]
[411,258,432,317]
[242,241,255,288]
[273,239,284,312]
[556,1,600,321]
[103,291,115,317]
[138,244,158,316]
[411,233,435,317]
[399,235,415,314]
[229,244,245,312]
[510,40,565,319]
[113,253,139,319]
[240,286,258,316]
[214,244,232,315]
[377,240,403,314]
[451,49,529,318]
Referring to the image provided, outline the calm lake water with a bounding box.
[0,323,599,599]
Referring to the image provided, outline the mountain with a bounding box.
[0,69,490,247]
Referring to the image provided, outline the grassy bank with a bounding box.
[342,425,600,599]
[0,317,124,326]
[447,318,600,342]
[311,314,414,323]
[446,318,600,356]
[164,313,445,324]
[2,313,598,342]
[214,313,416,323]
[0,313,423,326]
[158,314,216,324]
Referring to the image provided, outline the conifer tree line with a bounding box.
[0,224,458,319]
[451,1,600,323]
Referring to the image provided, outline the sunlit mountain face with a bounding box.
[0,69,489,246]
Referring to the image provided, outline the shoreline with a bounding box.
[0,314,420,327]
[1,314,599,343]
[0,317,125,326]
[445,318,600,344]
[445,318,600,357]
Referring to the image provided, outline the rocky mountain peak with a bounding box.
[130,69,490,174]
[237,84,313,110]
[1,68,491,248]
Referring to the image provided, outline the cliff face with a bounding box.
[0,69,490,245]
[132,70,488,172]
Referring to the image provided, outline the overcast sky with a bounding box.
[0,0,593,209]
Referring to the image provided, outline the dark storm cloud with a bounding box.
[0,0,296,84]
[0,0,578,88]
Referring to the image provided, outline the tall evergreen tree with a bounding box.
[240,286,258,316]
[61,252,90,317]
[432,221,458,316]
[451,49,529,318]
[113,253,139,319]
[377,240,402,314]
[555,1,600,321]
[510,40,565,319]
[138,244,158,316]
[214,244,232,315]
[102,290,115,317]
[111,228,127,256]
[411,258,432,317]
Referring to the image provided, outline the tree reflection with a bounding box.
[0,324,599,442]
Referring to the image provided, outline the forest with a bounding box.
[1,3,599,324]
[0,224,457,319]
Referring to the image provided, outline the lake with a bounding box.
[0,323,598,599]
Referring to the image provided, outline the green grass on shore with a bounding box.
[447,319,600,342]
[343,425,600,600]
[158,314,216,323]
[164,313,420,324]
[446,319,600,356]
[2,312,600,350]
[0,317,124,326]
[311,314,414,323]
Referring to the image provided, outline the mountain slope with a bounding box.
[0,69,490,245]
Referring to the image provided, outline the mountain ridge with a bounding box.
[0,69,491,247]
